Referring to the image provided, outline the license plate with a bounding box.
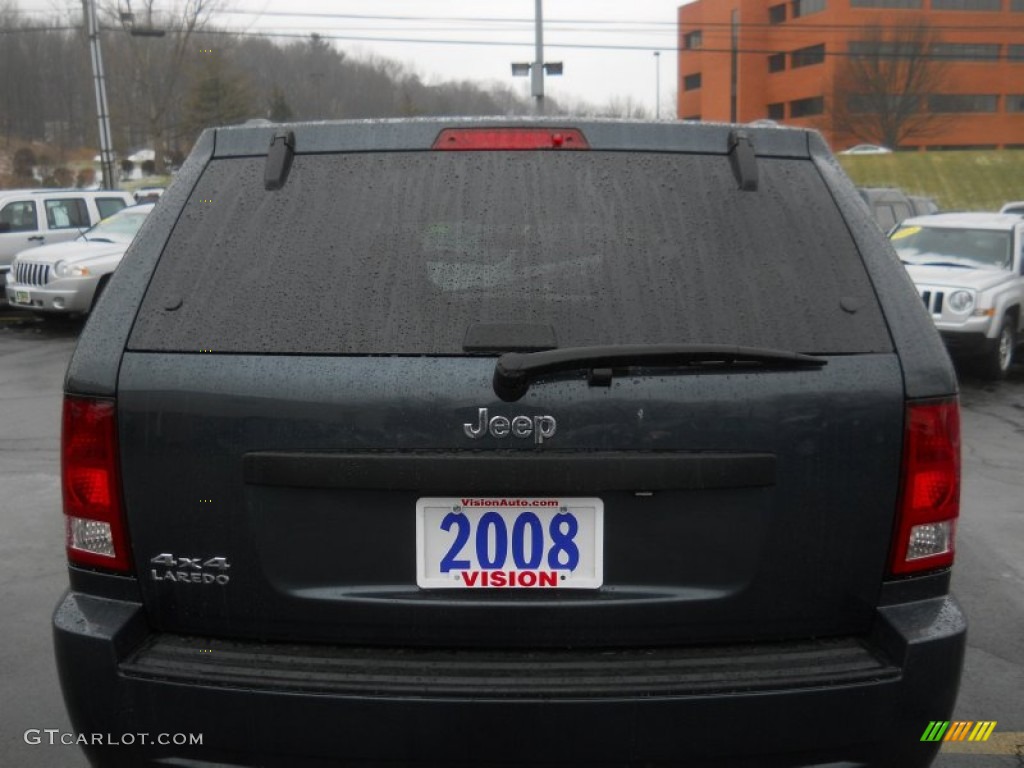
[14,290,30,305]
[416,497,603,589]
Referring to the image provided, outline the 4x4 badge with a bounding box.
[149,552,231,585]
[463,407,557,444]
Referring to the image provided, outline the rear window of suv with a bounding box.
[96,196,129,219]
[128,151,892,355]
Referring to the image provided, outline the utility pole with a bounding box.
[729,9,739,123]
[654,51,661,119]
[532,0,545,114]
[512,0,561,114]
[83,0,116,189]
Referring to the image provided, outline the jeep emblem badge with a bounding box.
[463,407,557,444]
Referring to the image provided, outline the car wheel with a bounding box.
[978,316,1016,381]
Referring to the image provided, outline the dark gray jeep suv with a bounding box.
[55,119,965,767]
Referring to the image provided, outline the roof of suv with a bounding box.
[0,188,129,196]
[208,116,816,158]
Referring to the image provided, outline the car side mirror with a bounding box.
[0,222,10,234]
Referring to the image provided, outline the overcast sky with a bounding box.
[17,0,687,115]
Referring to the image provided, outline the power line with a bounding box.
[680,45,1024,60]
[192,24,679,36]
[1,25,1015,63]
[0,25,80,33]
[9,5,1023,33]
[139,27,682,51]
[167,9,682,26]
[5,20,1022,61]
[674,19,1024,32]
[168,28,1024,60]
[183,8,1024,32]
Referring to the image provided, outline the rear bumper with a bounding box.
[54,591,965,768]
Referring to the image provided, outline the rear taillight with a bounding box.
[62,396,132,572]
[432,127,589,150]
[889,398,960,576]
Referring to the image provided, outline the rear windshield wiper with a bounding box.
[493,344,827,402]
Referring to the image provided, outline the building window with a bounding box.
[931,43,1000,61]
[683,31,703,50]
[790,96,824,117]
[847,94,916,114]
[791,44,825,68]
[850,40,922,57]
[850,0,922,7]
[683,72,702,91]
[792,0,826,16]
[768,52,787,72]
[928,94,999,112]
[1007,95,1024,112]
[769,3,787,23]
[767,103,786,120]
[1009,45,1024,60]
[931,0,1001,9]
[1014,0,1024,10]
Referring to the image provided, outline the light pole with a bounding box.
[82,0,166,190]
[654,51,661,119]
[83,0,116,189]
[511,0,561,115]
[532,0,544,112]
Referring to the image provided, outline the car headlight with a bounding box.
[53,260,90,279]
[946,290,974,314]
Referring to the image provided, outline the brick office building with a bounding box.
[677,0,1024,150]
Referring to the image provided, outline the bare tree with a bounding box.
[600,95,651,120]
[1,3,33,147]
[828,22,952,149]
[103,0,219,172]
[1,4,93,150]
[0,3,539,163]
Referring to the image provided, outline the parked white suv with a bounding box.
[5,203,153,315]
[891,212,1023,379]
[0,188,134,282]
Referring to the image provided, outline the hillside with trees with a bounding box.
[1,1,636,186]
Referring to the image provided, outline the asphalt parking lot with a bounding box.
[1,308,1021,767]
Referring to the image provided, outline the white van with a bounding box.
[0,188,134,279]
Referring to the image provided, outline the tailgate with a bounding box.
[118,352,903,648]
